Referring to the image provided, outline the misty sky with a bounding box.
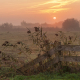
[0,0,80,25]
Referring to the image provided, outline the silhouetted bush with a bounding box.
[62,18,80,31]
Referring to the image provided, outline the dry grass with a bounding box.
[0,30,80,79]
[0,31,79,67]
[0,30,80,65]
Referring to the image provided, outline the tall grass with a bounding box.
[9,71,80,80]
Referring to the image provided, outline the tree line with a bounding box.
[0,18,80,31]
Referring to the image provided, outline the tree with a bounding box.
[21,21,34,28]
[21,21,27,27]
[62,18,80,31]
[0,23,13,31]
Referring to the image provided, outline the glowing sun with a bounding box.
[53,17,56,20]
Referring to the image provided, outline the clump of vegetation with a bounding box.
[54,31,78,45]
[0,40,32,79]
[27,27,54,55]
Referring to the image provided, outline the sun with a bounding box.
[53,17,56,20]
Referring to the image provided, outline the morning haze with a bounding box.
[0,0,80,25]
[1,1,80,79]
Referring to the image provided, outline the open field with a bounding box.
[0,30,80,79]
[0,30,80,67]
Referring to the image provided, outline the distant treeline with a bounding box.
[0,18,80,31]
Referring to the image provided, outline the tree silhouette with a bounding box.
[0,23,13,31]
[21,21,27,27]
[62,18,80,31]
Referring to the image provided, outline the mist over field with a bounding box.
[0,1,80,79]
[0,18,80,32]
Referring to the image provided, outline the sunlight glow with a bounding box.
[0,0,79,24]
[53,17,56,20]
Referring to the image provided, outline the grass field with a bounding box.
[0,30,80,79]
[1,69,80,80]
[10,72,80,80]
[0,30,80,66]
[1,67,80,80]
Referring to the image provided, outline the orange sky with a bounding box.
[0,0,80,25]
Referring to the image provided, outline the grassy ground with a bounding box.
[0,30,80,80]
[9,72,80,80]
[1,67,80,80]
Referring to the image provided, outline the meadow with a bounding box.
[0,29,80,79]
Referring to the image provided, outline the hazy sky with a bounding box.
[0,0,80,25]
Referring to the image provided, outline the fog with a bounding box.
[0,18,80,32]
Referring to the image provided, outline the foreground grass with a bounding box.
[9,71,80,80]
[1,67,80,80]
[0,67,80,80]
